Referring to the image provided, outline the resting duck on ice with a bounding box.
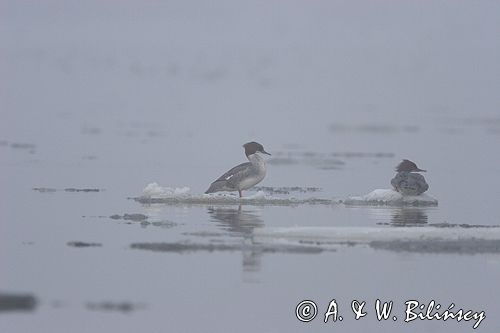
[391,159,429,195]
[205,142,271,198]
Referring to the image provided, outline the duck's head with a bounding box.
[395,159,426,172]
[243,142,271,157]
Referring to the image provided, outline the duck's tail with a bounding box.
[204,180,227,194]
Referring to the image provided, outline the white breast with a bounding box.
[238,154,267,190]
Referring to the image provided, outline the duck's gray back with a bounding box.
[205,162,253,193]
[391,172,429,195]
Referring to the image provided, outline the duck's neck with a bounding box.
[247,153,266,168]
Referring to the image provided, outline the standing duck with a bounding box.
[205,142,271,197]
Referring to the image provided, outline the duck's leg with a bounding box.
[238,190,243,198]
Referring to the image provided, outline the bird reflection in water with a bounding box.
[207,205,263,235]
[391,207,429,226]
[207,205,264,282]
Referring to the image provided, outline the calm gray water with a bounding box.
[2,1,500,332]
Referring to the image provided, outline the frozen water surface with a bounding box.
[2,0,500,332]
[345,188,438,206]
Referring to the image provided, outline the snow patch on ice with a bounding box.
[344,189,438,206]
[142,183,190,197]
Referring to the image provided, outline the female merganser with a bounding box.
[391,159,429,195]
[205,142,271,197]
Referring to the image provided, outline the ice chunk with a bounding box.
[136,183,338,206]
[142,182,190,197]
[255,226,500,243]
[344,189,438,206]
[254,226,500,254]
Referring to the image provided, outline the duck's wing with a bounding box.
[391,173,429,195]
[410,173,429,193]
[213,162,252,183]
[391,172,406,190]
[205,162,252,193]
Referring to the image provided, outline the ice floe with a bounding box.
[86,301,144,313]
[344,189,438,206]
[33,187,103,193]
[135,184,438,207]
[254,226,500,254]
[135,183,339,206]
[67,241,102,248]
[130,241,325,254]
[0,292,37,312]
[255,226,500,243]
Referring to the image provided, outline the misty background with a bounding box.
[3,0,500,218]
